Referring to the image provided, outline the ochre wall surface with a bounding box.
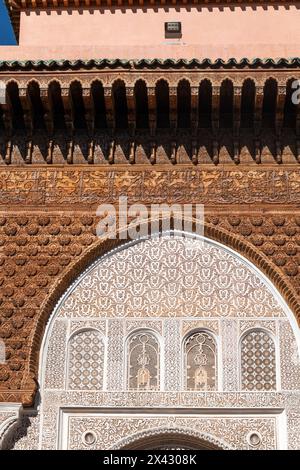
[1,5,300,60]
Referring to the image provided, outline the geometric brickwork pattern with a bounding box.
[67,330,104,390]
[241,330,276,391]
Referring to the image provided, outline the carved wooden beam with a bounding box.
[191,139,198,165]
[2,89,13,164]
[190,86,199,134]
[40,87,54,136]
[275,85,286,137]
[103,87,114,131]
[19,87,33,137]
[60,87,74,163]
[233,86,242,136]
[61,87,73,135]
[81,87,94,136]
[147,87,156,136]
[169,86,177,130]
[212,85,220,134]
[126,87,136,134]
[19,87,33,163]
[254,85,264,163]
[233,86,242,164]
[212,85,220,164]
[254,85,264,137]
[1,101,13,139]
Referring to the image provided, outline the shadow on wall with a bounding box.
[29,4,300,17]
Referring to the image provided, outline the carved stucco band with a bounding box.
[1,69,300,89]
[112,427,232,450]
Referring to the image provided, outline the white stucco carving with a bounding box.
[6,234,300,449]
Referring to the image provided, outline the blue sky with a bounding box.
[0,0,16,45]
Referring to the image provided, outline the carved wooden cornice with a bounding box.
[1,68,300,165]
[7,0,297,8]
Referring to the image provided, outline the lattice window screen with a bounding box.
[67,329,104,390]
[241,330,276,391]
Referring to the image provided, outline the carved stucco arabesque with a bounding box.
[3,235,298,450]
[0,165,300,449]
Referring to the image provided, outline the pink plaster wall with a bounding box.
[1,6,300,60]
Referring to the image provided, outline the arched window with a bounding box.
[127,331,160,390]
[67,329,104,390]
[241,329,276,391]
[184,331,217,391]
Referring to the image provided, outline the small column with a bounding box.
[233,85,242,163]
[211,85,220,134]
[1,96,13,164]
[103,86,114,130]
[147,86,157,164]
[190,86,199,134]
[126,86,136,133]
[82,87,95,136]
[254,85,264,163]
[221,319,239,391]
[126,87,136,163]
[61,86,74,163]
[40,87,54,137]
[212,85,220,164]
[275,85,286,163]
[147,86,157,135]
[169,86,177,130]
[19,87,33,163]
[106,320,124,390]
[40,88,54,163]
[164,319,181,390]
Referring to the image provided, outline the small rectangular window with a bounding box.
[165,22,182,39]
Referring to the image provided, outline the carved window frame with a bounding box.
[125,328,162,391]
[182,329,219,392]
